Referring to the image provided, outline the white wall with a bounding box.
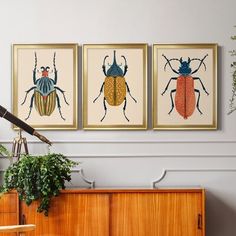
[0,0,236,235]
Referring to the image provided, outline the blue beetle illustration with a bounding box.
[21,52,69,120]
[93,50,137,122]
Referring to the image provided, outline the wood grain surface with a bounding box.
[17,189,204,236]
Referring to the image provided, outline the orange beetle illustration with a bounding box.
[161,54,209,119]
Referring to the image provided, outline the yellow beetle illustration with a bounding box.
[93,50,137,122]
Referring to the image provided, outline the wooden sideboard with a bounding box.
[0,188,205,236]
[0,192,19,236]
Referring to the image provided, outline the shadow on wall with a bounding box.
[206,191,236,236]
[0,173,3,186]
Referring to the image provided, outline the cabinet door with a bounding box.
[0,192,18,236]
[111,192,204,236]
[21,193,110,236]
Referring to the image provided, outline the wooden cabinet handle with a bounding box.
[21,214,26,225]
[198,214,202,229]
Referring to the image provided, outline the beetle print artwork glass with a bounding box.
[83,44,147,129]
[13,44,78,130]
[153,44,217,130]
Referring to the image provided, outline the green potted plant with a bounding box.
[0,153,78,216]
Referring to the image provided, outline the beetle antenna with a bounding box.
[53,52,58,84]
[190,59,207,71]
[33,52,38,84]
[162,54,180,75]
[53,52,56,68]
[34,52,37,69]
[190,59,207,69]
[164,58,181,71]
[191,54,208,75]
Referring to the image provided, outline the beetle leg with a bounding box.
[102,56,109,76]
[25,94,35,120]
[56,93,66,120]
[123,97,129,122]
[125,82,137,103]
[93,82,105,103]
[161,77,177,96]
[55,86,69,105]
[194,89,203,115]
[121,56,128,76]
[21,86,36,105]
[100,97,107,122]
[193,77,209,95]
[168,89,176,115]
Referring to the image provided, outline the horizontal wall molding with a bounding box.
[1,154,236,159]
[1,139,236,144]
[2,141,236,157]
[2,168,236,189]
[68,154,236,158]
[153,168,236,187]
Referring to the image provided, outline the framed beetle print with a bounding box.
[153,44,217,130]
[83,44,147,130]
[13,44,78,130]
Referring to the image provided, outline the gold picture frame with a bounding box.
[13,44,78,130]
[153,44,218,130]
[83,44,147,130]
